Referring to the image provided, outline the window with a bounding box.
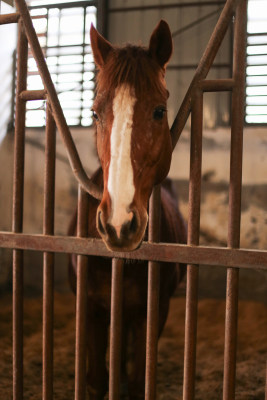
[246,0,267,124]
[26,0,97,127]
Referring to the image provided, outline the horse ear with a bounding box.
[149,20,173,70]
[90,24,113,68]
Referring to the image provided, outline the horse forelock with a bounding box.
[95,45,168,99]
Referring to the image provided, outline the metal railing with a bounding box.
[0,0,266,400]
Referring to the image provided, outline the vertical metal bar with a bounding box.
[80,6,86,126]
[145,184,161,400]
[43,104,56,400]
[223,1,247,399]
[265,361,267,400]
[75,186,89,400]
[12,19,28,400]
[183,88,203,400]
[109,258,124,400]
[97,0,109,37]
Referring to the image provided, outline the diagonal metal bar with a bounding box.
[13,0,102,200]
[170,0,241,149]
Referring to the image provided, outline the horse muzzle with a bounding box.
[97,206,148,252]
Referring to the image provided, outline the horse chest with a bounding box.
[87,259,149,312]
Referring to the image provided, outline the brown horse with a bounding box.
[69,20,187,399]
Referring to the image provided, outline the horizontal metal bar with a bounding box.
[0,13,20,24]
[29,0,97,10]
[20,89,47,101]
[168,63,230,71]
[109,1,225,13]
[200,79,234,91]
[0,231,267,270]
[31,14,48,19]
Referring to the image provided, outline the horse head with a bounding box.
[90,20,173,251]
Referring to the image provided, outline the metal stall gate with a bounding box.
[0,0,266,399]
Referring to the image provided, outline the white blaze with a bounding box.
[108,84,136,236]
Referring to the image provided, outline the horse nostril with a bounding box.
[129,212,138,234]
[97,211,106,235]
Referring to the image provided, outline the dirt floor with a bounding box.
[0,292,266,400]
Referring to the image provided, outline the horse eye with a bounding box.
[153,107,166,121]
[92,110,99,121]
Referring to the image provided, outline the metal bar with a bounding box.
[183,88,203,400]
[1,232,267,271]
[20,89,47,101]
[265,361,267,400]
[145,185,161,400]
[109,258,124,400]
[200,78,234,92]
[14,0,102,200]
[0,12,20,24]
[223,1,247,399]
[12,19,28,400]
[168,63,230,70]
[75,186,89,400]
[29,0,97,10]
[42,104,56,400]
[170,0,240,150]
[109,1,226,13]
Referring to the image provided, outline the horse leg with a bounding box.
[127,318,147,400]
[87,306,109,400]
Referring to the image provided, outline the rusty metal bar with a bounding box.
[12,19,28,400]
[20,89,47,101]
[1,232,267,271]
[265,361,267,400]
[109,1,225,13]
[200,79,234,92]
[109,258,124,400]
[0,12,20,24]
[14,0,102,200]
[223,1,247,399]
[170,0,240,149]
[43,105,56,400]
[145,185,161,400]
[183,88,203,400]
[75,186,89,400]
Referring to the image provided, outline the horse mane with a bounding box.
[95,45,168,99]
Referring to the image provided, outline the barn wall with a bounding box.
[107,0,232,128]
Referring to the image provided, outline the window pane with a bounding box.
[246,0,267,124]
[26,1,96,127]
